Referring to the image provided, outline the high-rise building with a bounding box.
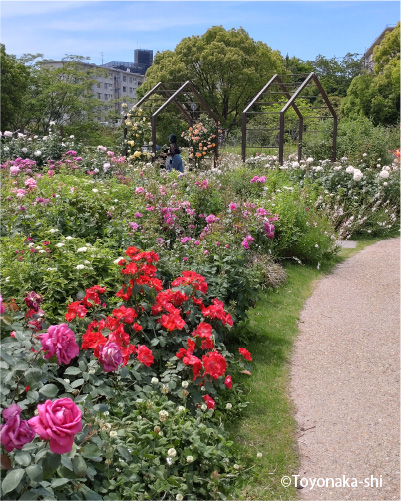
[103,49,153,76]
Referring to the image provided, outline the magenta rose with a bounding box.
[39,324,79,365]
[98,341,123,372]
[0,404,35,452]
[28,398,82,454]
[0,293,5,314]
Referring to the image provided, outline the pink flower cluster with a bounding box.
[250,175,266,183]
[241,235,255,250]
[1,398,82,454]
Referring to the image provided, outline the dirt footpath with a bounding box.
[290,238,400,500]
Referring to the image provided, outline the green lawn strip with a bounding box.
[232,239,382,500]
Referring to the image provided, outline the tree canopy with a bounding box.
[140,26,285,134]
[1,44,30,131]
[22,55,106,133]
[341,23,400,126]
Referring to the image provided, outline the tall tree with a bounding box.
[0,44,30,131]
[22,55,106,133]
[341,23,400,126]
[307,53,363,97]
[141,26,285,135]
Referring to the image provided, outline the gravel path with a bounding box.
[290,238,400,501]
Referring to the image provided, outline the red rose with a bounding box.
[203,394,215,410]
[238,348,252,361]
[202,351,227,379]
[136,345,154,367]
[224,375,232,389]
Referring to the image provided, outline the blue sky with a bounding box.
[1,1,399,65]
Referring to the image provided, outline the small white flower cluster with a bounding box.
[159,410,169,422]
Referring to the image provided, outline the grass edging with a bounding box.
[232,240,379,500]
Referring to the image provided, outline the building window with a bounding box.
[129,87,133,93]
[123,76,127,82]
[97,93,102,99]
[123,86,127,92]
[129,77,133,83]
[97,83,101,88]
[104,83,108,89]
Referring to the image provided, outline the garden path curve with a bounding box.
[291,238,400,500]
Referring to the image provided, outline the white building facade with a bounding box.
[41,60,145,124]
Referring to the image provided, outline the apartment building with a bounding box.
[363,25,396,71]
[41,60,146,124]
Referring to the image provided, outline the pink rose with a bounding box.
[0,404,35,452]
[98,341,123,372]
[39,324,79,365]
[28,398,82,454]
[0,294,5,314]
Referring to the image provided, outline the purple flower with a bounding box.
[0,404,35,452]
[241,239,250,250]
[129,222,139,231]
[0,294,5,314]
[98,342,123,372]
[134,212,143,218]
[39,324,79,365]
[228,202,237,211]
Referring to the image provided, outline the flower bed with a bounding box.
[0,128,399,499]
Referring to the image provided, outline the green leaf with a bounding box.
[51,478,70,488]
[2,468,25,495]
[61,455,73,471]
[117,445,131,461]
[64,367,82,376]
[81,443,102,458]
[0,350,15,366]
[39,384,59,398]
[19,489,39,500]
[14,451,31,467]
[25,368,43,385]
[72,456,87,477]
[26,464,43,482]
[43,452,61,478]
[71,378,85,388]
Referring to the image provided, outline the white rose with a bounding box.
[186,456,194,463]
[167,448,177,458]
[379,170,390,179]
[181,381,189,388]
[56,243,64,247]
[34,150,42,157]
[226,403,232,410]
[77,247,87,252]
[76,264,85,270]
[151,377,159,384]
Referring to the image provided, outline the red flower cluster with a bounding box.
[202,351,227,379]
[238,347,252,361]
[172,271,208,294]
[192,322,213,349]
[177,338,202,378]
[201,298,233,326]
[65,285,106,321]
[177,338,227,382]
[203,394,215,410]
[116,247,162,301]
[82,285,106,308]
[152,289,188,332]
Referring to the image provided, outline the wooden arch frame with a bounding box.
[241,73,337,164]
